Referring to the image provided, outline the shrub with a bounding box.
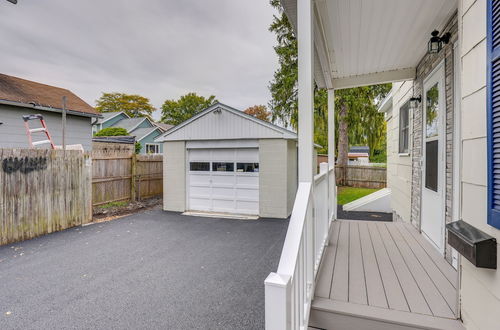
[135,142,141,154]
[94,127,129,137]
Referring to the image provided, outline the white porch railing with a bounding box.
[264,163,335,330]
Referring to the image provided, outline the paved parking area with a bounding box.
[0,209,289,329]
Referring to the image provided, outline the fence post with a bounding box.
[264,273,291,330]
[130,153,137,202]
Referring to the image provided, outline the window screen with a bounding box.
[190,162,210,171]
[212,162,234,172]
[237,163,259,172]
[399,102,410,154]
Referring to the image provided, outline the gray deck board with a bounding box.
[315,222,340,298]
[399,222,457,287]
[358,222,388,308]
[367,220,409,311]
[394,223,457,313]
[330,221,349,301]
[386,224,455,318]
[348,222,368,305]
[315,219,459,325]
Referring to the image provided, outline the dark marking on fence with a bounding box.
[2,156,48,174]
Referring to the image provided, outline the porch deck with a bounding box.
[311,220,463,330]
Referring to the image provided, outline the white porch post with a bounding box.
[327,89,337,220]
[298,0,314,183]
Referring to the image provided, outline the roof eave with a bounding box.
[0,99,101,118]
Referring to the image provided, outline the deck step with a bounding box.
[309,298,465,330]
[342,188,391,212]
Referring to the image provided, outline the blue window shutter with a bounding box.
[488,0,500,228]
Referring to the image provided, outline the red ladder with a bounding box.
[22,114,55,149]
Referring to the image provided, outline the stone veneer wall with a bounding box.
[410,12,458,264]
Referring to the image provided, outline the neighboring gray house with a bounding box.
[154,103,298,218]
[93,112,173,154]
[0,73,99,150]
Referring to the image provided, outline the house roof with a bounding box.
[131,127,163,142]
[110,117,146,132]
[349,146,370,154]
[0,73,98,117]
[154,122,174,131]
[155,103,297,142]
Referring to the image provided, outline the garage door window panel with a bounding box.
[190,162,210,171]
[237,162,259,172]
[212,162,234,172]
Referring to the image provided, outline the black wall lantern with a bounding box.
[409,96,421,108]
[428,30,451,54]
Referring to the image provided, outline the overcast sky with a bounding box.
[0,0,278,120]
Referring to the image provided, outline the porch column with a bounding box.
[327,89,337,220]
[298,0,314,183]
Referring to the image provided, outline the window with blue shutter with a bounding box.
[487,0,500,229]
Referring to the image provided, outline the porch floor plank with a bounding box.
[367,220,409,312]
[330,221,349,301]
[314,220,459,329]
[393,222,457,313]
[385,223,455,318]
[315,222,340,298]
[358,222,388,308]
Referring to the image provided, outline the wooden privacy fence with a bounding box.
[92,150,163,207]
[335,165,386,189]
[0,149,92,245]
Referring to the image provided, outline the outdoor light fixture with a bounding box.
[428,30,451,54]
[409,96,421,108]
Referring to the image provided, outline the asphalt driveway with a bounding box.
[0,209,289,330]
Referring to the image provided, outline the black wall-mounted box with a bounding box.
[446,221,497,269]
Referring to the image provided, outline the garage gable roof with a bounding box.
[155,103,297,142]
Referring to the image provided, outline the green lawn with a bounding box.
[337,186,379,205]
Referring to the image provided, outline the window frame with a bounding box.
[398,101,411,155]
[145,143,161,154]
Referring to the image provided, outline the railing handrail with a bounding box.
[276,181,312,276]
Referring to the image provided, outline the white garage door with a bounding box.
[187,148,259,215]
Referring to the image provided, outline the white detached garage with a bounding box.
[155,103,298,219]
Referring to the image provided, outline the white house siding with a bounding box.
[459,1,500,329]
[259,139,297,218]
[0,104,93,150]
[163,141,186,212]
[386,81,413,224]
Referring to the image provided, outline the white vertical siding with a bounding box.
[459,1,500,329]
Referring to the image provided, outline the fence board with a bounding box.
[335,165,386,189]
[91,151,163,206]
[0,149,92,245]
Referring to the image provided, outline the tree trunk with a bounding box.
[337,103,349,185]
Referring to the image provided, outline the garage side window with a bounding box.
[212,162,234,172]
[190,162,210,171]
[237,163,259,173]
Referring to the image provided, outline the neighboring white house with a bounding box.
[0,73,99,150]
[155,103,298,219]
[347,146,370,165]
[265,1,500,330]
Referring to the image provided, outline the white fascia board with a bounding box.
[332,68,416,90]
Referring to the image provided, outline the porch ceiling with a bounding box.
[281,0,457,89]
